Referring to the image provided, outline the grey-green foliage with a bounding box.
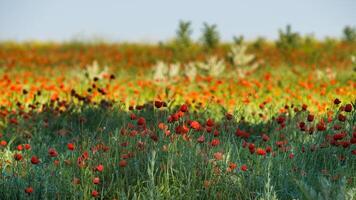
[295,177,354,200]
[342,26,356,43]
[201,22,220,50]
[276,24,301,50]
[176,20,193,48]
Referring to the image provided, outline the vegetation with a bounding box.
[0,24,355,199]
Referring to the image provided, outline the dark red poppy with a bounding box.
[299,122,306,131]
[302,104,308,111]
[130,113,136,120]
[352,150,356,155]
[137,117,146,126]
[262,134,270,142]
[213,130,219,137]
[180,104,188,112]
[25,187,33,194]
[248,143,255,154]
[333,132,346,140]
[334,98,341,105]
[14,153,23,161]
[266,146,272,153]
[206,119,214,127]
[338,114,346,122]
[345,104,353,112]
[154,101,163,108]
[225,113,233,120]
[31,156,40,164]
[119,160,127,167]
[307,114,314,122]
[316,121,326,131]
[48,148,58,157]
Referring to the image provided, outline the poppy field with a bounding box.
[0,31,356,199]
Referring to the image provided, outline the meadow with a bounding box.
[0,25,355,199]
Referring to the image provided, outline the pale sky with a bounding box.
[0,0,355,42]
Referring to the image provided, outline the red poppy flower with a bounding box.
[48,148,58,157]
[338,114,346,122]
[352,150,356,155]
[302,104,308,111]
[17,144,23,151]
[154,101,163,108]
[333,132,346,140]
[96,164,104,172]
[334,98,341,105]
[350,138,356,144]
[14,153,23,161]
[190,121,201,130]
[211,139,220,147]
[299,122,306,131]
[67,143,75,151]
[241,165,248,171]
[225,113,233,120]
[24,144,31,150]
[130,113,137,120]
[276,116,285,124]
[197,135,205,143]
[180,104,188,112]
[0,140,7,147]
[341,141,350,148]
[248,143,255,151]
[262,134,269,142]
[25,187,33,194]
[31,156,40,165]
[119,160,127,167]
[213,152,223,160]
[91,190,99,198]
[345,104,353,112]
[175,125,189,134]
[206,119,214,127]
[256,148,266,156]
[93,177,100,184]
[316,121,326,131]
[307,114,314,122]
[266,146,272,153]
[137,117,146,126]
[229,162,237,170]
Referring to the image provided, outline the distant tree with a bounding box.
[175,20,193,48]
[201,23,220,50]
[276,24,301,50]
[252,37,266,50]
[342,26,356,43]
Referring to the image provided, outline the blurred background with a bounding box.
[1,0,355,42]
